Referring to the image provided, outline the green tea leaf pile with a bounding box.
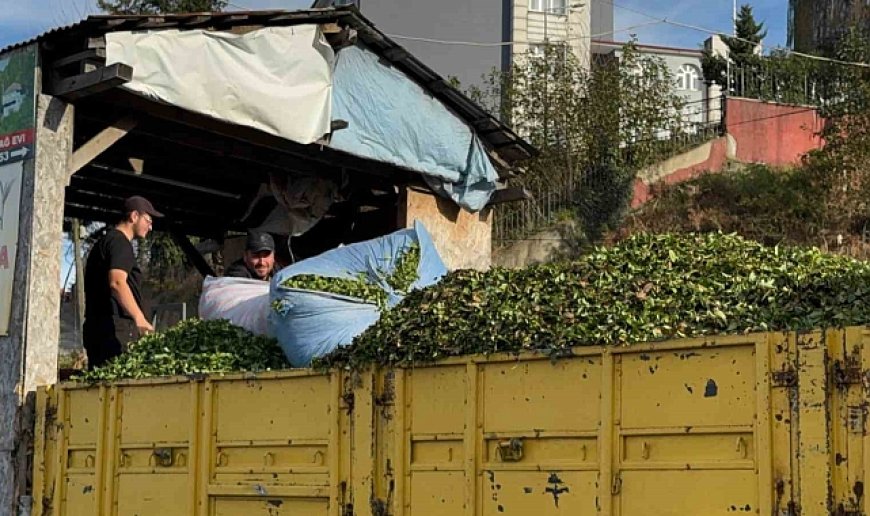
[76,319,290,382]
[279,243,421,309]
[315,233,870,368]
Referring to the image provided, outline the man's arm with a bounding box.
[108,269,154,334]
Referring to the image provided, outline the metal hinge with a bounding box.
[833,359,864,388]
[772,369,797,388]
[611,472,622,495]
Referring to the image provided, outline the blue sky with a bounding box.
[2,0,790,51]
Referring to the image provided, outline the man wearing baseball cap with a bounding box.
[225,230,276,281]
[83,196,163,369]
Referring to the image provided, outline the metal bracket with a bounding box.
[496,438,524,462]
[772,369,797,388]
[833,359,864,388]
[151,447,173,467]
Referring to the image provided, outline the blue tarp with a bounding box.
[330,43,499,212]
[268,222,447,366]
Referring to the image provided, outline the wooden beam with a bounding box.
[87,162,243,200]
[69,116,138,176]
[51,48,106,71]
[170,231,216,278]
[48,63,133,101]
[487,187,532,205]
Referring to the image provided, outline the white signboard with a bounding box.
[0,160,22,335]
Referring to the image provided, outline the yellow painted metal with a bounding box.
[796,331,832,514]
[34,328,870,515]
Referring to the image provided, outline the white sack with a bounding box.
[199,276,270,336]
[106,25,334,144]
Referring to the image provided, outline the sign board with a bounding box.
[0,45,37,335]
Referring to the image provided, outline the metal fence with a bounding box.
[728,63,831,107]
[494,98,726,246]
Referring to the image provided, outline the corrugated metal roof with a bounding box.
[2,7,536,164]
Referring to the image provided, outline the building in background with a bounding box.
[789,0,869,53]
[313,0,614,87]
[592,39,723,129]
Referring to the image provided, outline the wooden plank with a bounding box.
[51,48,106,70]
[69,116,138,176]
[487,187,532,205]
[48,63,132,101]
[84,163,243,200]
[170,231,217,278]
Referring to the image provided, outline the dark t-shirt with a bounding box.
[225,258,271,280]
[84,228,146,321]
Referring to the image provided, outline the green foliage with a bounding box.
[315,233,870,369]
[281,273,389,308]
[623,164,833,246]
[702,4,767,88]
[472,41,687,246]
[386,243,421,294]
[97,0,227,14]
[75,319,289,382]
[724,5,768,61]
[279,243,421,309]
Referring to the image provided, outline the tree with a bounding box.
[97,0,227,15]
[702,4,768,86]
[470,41,687,247]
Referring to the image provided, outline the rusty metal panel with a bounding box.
[478,356,601,515]
[796,331,832,514]
[768,331,798,514]
[41,328,870,515]
[829,327,868,515]
[614,337,763,515]
[112,382,197,516]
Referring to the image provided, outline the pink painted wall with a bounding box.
[632,137,729,207]
[725,97,824,166]
[632,98,825,207]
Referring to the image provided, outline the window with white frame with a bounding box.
[530,0,568,14]
[677,64,701,91]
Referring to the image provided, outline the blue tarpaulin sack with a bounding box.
[268,221,447,366]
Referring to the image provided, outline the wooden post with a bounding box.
[0,45,73,513]
[71,218,85,346]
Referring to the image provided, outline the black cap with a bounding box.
[124,196,164,218]
[246,230,275,253]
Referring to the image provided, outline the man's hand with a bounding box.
[135,317,155,335]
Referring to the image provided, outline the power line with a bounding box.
[602,0,870,69]
[384,20,665,48]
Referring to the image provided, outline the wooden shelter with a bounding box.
[0,7,535,512]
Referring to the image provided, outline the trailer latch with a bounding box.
[496,438,524,462]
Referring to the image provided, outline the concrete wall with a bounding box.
[0,54,71,514]
[398,188,491,270]
[632,97,825,207]
[632,136,730,207]
[351,0,509,88]
[725,97,824,166]
[590,0,614,39]
[513,0,591,69]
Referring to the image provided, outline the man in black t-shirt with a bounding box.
[83,196,164,369]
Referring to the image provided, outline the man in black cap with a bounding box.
[225,230,277,281]
[83,196,164,369]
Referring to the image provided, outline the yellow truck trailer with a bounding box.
[31,327,870,515]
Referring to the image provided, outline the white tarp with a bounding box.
[106,25,335,145]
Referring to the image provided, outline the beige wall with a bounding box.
[513,0,591,69]
[398,188,492,271]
